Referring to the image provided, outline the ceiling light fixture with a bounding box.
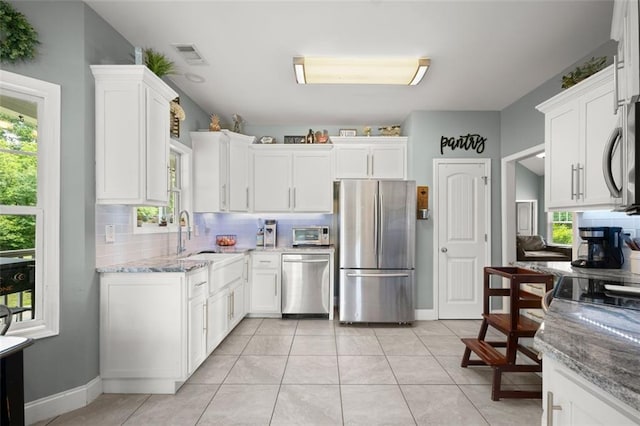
[172,43,207,65]
[293,56,430,85]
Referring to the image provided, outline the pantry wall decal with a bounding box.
[440,133,486,155]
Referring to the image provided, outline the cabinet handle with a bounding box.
[570,164,576,200]
[613,54,626,114]
[231,292,235,318]
[222,184,227,208]
[194,281,207,287]
[293,188,296,209]
[546,391,562,426]
[274,276,278,296]
[246,187,249,209]
[203,304,207,332]
[577,164,584,199]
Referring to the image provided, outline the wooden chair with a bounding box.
[460,266,553,401]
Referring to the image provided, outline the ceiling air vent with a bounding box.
[172,43,207,65]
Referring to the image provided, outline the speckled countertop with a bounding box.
[96,245,334,273]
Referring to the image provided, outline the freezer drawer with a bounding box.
[282,254,330,315]
[339,269,414,323]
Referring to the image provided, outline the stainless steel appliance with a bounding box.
[282,253,330,316]
[604,102,640,213]
[292,226,330,246]
[337,180,416,323]
[571,226,624,269]
[264,219,277,247]
[553,275,640,311]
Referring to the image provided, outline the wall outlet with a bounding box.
[105,224,115,243]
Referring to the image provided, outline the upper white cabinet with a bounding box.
[92,65,178,205]
[611,0,640,108]
[192,130,254,213]
[251,145,333,213]
[331,136,407,179]
[537,65,621,211]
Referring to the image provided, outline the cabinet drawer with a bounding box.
[210,257,244,294]
[252,253,280,269]
[187,267,208,298]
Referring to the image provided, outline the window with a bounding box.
[0,71,60,338]
[133,140,191,233]
[549,211,573,245]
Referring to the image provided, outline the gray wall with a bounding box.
[4,1,208,402]
[404,112,501,309]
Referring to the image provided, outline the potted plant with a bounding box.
[144,48,175,77]
[561,56,607,89]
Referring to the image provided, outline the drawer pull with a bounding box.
[194,280,207,287]
[546,391,562,426]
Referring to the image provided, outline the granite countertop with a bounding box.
[517,260,640,283]
[534,298,640,411]
[97,245,334,273]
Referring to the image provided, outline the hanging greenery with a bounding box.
[0,1,40,63]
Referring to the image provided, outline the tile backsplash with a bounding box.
[96,205,333,267]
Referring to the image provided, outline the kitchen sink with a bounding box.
[187,253,243,262]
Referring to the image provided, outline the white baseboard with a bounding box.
[25,376,102,425]
[414,309,437,320]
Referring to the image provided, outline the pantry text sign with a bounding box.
[440,133,486,155]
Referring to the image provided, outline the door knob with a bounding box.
[441,247,448,253]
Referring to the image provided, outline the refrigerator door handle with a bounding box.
[373,192,378,257]
[379,193,384,261]
[346,273,410,278]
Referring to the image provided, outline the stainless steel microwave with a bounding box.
[292,226,330,246]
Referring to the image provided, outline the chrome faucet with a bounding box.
[177,210,191,255]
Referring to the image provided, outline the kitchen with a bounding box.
[0,0,637,425]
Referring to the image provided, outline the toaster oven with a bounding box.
[292,226,330,246]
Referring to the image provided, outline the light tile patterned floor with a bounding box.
[35,319,543,426]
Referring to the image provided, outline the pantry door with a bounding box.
[434,159,491,319]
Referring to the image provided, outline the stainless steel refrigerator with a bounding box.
[337,180,416,323]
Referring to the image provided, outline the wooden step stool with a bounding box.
[460,266,553,401]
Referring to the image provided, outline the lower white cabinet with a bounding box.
[249,252,281,315]
[206,288,229,354]
[100,267,208,394]
[542,355,640,425]
[229,278,246,329]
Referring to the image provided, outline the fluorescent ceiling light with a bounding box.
[293,57,430,85]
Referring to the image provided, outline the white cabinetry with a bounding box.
[206,288,228,354]
[249,252,281,315]
[192,131,254,213]
[332,136,407,179]
[251,145,333,213]
[100,266,207,394]
[542,356,640,425]
[536,66,621,211]
[611,0,640,108]
[91,65,178,205]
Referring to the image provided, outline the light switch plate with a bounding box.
[105,224,115,243]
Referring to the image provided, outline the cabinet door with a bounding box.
[206,289,229,354]
[335,146,369,178]
[253,152,292,212]
[545,100,580,210]
[371,145,406,179]
[581,82,621,207]
[612,0,640,104]
[228,140,250,211]
[188,293,206,374]
[192,132,227,213]
[146,86,170,205]
[250,269,280,313]
[292,151,333,212]
[543,356,640,425]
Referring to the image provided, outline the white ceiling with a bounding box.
[86,0,614,126]
[518,155,545,176]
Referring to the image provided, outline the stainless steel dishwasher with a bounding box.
[282,253,330,316]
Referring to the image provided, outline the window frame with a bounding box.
[132,139,192,234]
[0,70,61,339]
[548,211,573,246]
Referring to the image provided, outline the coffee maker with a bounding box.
[264,219,277,248]
[571,227,624,269]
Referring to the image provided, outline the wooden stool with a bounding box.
[460,266,553,401]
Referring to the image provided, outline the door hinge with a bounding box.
[482,176,488,185]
